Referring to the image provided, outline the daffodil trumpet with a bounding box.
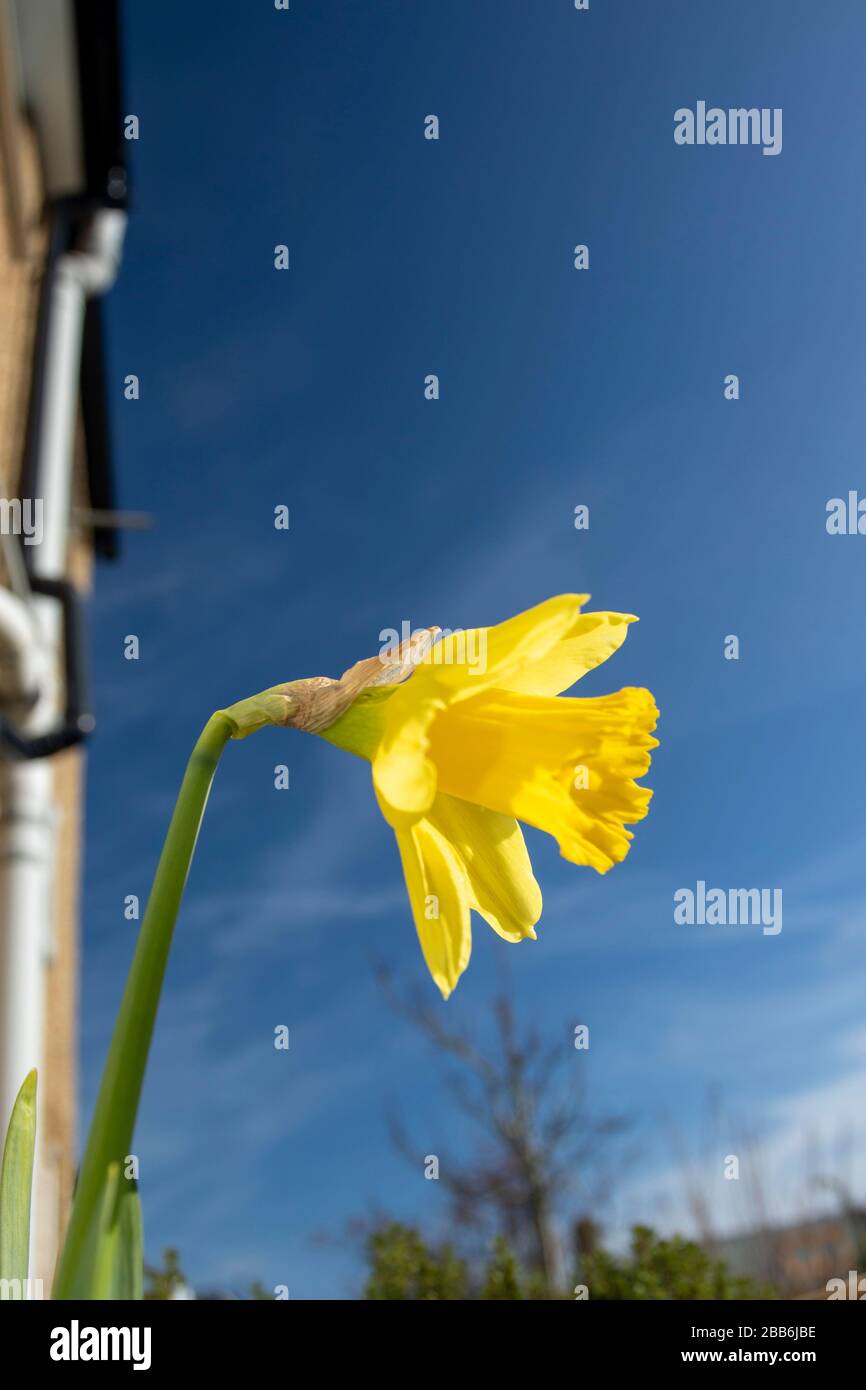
[53,595,657,1296]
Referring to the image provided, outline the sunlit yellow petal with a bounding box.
[389,800,472,998]
[371,692,442,826]
[417,593,590,698]
[427,686,658,873]
[501,611,637,697]
[427,793,541,943]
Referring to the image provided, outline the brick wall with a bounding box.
[0,105,92,1287]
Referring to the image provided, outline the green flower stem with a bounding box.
[53,712,235,1298]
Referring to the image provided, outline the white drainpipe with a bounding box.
[0,207,125,1289]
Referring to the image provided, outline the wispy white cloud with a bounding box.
[617,1034,866,1246]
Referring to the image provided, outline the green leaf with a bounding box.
[112,1173,144,1300]
[90,1163,122,1299]
[0,1069,37,1295]
[74,1162,144,1301]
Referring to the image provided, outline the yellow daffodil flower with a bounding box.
[222,595,657,997]
[55,596,656,1303]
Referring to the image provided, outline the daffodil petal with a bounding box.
[369,597,600,823]
[501,611,637,697]
[428,685,659,873]
[427,793,542,943]
[391,807,472,998]
[371,692,441,826]
[418,594,590,698]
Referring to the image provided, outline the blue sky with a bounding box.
[79,0,866,1296]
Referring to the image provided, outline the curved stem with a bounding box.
[53,712,234,1298]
